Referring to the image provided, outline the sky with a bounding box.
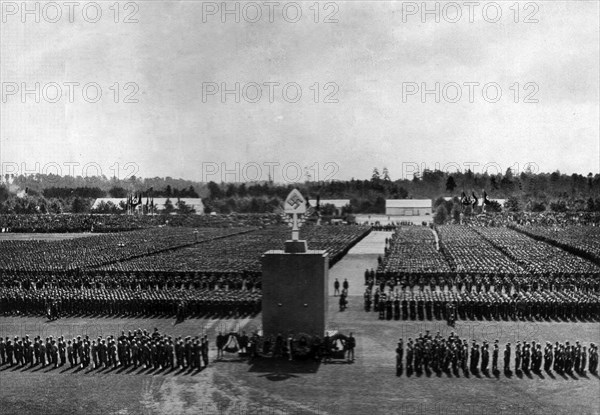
[1,1,598,183]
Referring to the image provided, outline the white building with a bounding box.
[385,199,432,216]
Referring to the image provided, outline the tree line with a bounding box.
[0,168,598,216]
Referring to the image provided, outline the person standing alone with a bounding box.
[333,279,340,296]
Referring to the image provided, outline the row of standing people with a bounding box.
[395,331,599,376]
[365,287,599,322]
[0,328,210,371]
[0,287,262,319]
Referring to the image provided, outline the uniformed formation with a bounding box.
[377,225,600,285]
[0,223,371,318]
[0,227,248,272]
[514,224,600,265]
[464,211,600,227]
[367,268,600,294]
[368,223,600,322]
[470,226,599,274]
[0,212,283,233]
[395,331,599,377]
[365,269,600,294]
[0,328,211,372]
[1,270,262,291]
[0,223,369,275]
[1,211,597,233]
[0,329,358,369]
[96,224,370,275]
[364,287,599,321]
[0,287,262,318]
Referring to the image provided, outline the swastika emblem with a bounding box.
[284,189,307,214]
[287,194,303,209]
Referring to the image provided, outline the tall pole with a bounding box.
[291,213,299,241]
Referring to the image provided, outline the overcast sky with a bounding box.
[1,1,598,183]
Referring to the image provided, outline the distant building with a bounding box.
[385,199,432,216]
[92,198,204,214]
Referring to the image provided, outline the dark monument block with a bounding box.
[284,240,307,253]
[261,243,328,338]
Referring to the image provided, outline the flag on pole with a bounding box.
[483,190,491,206]
[460,191,470,206]
[471,191,478,208]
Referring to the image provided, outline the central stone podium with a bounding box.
[261,240,329,338]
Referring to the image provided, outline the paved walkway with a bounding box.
[328,231,391,297]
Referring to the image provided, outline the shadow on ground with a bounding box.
[248,358,320,381]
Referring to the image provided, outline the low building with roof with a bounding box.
[385,199,432,216]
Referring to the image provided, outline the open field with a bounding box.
[1,311,598,415]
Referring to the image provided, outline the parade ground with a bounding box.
[0,232,599,415]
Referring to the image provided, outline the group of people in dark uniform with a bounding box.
[0,213,282,233]
[395,331,599,377]
[333,278,350,311]
[365,286,599,322]
[370,270,600,296]
[365,257,600,323]
[0,267,264,321]
[0,287,262,319]
[0,328,210,372]
[2,270,262,292]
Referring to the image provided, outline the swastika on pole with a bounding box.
[284,189,307,214]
